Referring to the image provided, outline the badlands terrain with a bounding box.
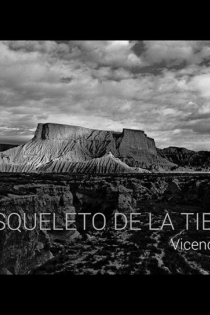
[0,172,210,275]
[0,123,210,275]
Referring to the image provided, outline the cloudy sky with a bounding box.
[1,40,210,150]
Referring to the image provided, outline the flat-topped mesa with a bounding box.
[0,122,177,173]
[33,123,93,140]
[32,124,156,154]
[119,128,156,154]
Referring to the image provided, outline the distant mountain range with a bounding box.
[0,123,209,173]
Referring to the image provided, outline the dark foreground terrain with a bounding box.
[0,172,210,275]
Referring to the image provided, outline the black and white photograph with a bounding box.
[0,40,210,275]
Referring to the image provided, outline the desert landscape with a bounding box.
[0,123,210,275]
[1,40,210,275]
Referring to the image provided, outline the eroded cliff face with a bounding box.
[0,179,78,274]
[34,123,93,141]
[0,123,175,173]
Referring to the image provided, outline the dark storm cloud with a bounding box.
[140,41,210,66]
[175,120,210,135]
[60,76,74,83]
[182,112,210,122]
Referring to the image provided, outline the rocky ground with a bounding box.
[30,201,210,275]
[0,172,210,275]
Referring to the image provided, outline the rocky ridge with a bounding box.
[37,152,150,174]
[158,147,210,171]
